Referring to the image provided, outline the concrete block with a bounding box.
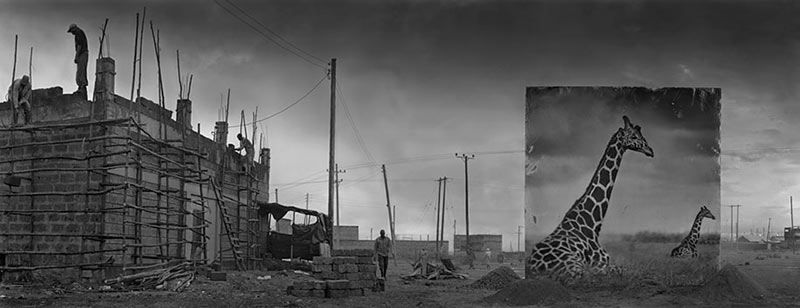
[311,264,328,273]
[293,281,316,290]
[356,256,374,264]
[326,279,350,290]
[291,289,313,297]
[312,280,327,290]
[344,273,360,281]
[311,289,326,298]
[332,256,356,264]
[326,289,349,298]
[320,271,341,280]
[358,264,377,273]
[313,256,333,265]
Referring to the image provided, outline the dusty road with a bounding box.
[1,252,799,308]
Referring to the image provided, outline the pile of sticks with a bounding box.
[103,261,196,292]
[401,261,468,280]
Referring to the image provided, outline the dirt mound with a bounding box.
[470,266,520,290]
[693,263,769,302]
[484,278,572,306]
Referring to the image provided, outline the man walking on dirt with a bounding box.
[374,229,392,279]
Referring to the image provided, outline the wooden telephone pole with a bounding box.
[455,153,474,255]
[435,177,443,258]
[789,196,797,254]
[381,165,396,263]
[327,58,336,249]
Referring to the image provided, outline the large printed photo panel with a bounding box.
[524,87,721,286]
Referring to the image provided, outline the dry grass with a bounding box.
[572,241,719,290]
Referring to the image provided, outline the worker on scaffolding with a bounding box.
[67,23,88,97]
[235,133,255,173]
[7,75,32,125]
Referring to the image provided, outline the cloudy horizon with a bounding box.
[2,0,800,251]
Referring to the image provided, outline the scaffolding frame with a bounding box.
[0,117,265,277]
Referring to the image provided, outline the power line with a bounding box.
[221,0,327,65]
[213,0,326,69]
[337,82,377,165]
[230,73,327,129]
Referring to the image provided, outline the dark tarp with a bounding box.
[258,202,331,260]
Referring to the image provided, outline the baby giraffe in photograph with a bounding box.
[527,115,654,284]
[670,205,716,258]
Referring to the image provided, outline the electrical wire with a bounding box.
[213,0,327,69]
[230,73,327,129]
[337,82,377,164]
[221,0,327,65]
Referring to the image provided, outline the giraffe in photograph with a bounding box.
[527,115,654,284]
[670,205,716,258]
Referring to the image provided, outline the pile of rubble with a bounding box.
[470,266,520,290]
[287,249,378,298]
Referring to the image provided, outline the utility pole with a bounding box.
[789,196,797,254]
[736,205,740,244]
[728,205,735,242]
[440,177,448,255]
[766,217,771,240]
[334,164,346,226]
[305,193,310,225]
[381,164,396,263]
[517,226,523,252]
[327,58,336,248]
[455,153,475,254]
[435,177,443,258]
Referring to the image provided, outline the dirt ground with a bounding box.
[1,251,799,308]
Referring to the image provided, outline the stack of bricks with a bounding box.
[287,249,377,298]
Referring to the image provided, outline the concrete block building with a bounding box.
[0,57,270,282]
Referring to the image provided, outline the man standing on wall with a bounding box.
[235,133,255,173]
[7,75,32,125]
[67,24,88,98]
[374,229,392,279]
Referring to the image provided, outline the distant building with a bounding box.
[454,234,502,253]
[333,225,359,241]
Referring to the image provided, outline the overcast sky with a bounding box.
[2,0,799,251]
[526,87,721,239]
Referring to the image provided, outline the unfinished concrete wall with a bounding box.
[0,119,107,282]
[337,240,448,260]
[0,56,272,282]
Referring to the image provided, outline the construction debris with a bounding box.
[470,266,520,290]
[400,261,468,280]
[103,261,196,292]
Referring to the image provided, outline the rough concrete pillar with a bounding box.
[214,121,228,145]
[93,57,115,103]
[176,99,192,130]
[259,148,270,202]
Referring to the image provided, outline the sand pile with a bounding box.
[470,266,520,290]
[484,278,572,306]
[693,263,768,302]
